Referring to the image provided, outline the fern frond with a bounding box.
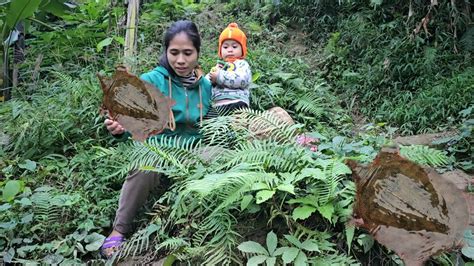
[399,145,452,167]
[309,253,358,265]
[53,72,83,93]
[293,224,336,253]
[223,140,309,172]
[155,237,190,252]
[192,212,241,265]
[201,244,240,265]
[234,108,301,143]
[200,115,237,147]
[118,223,160,260]
[30,192,62,234]
[183,170,278,214]
[92,142,136,178]
[193,211,238,245]
[127,136,202,178]
[294,91,325,118]
[307,159,352,205]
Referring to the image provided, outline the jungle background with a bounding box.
[0,0,473,265]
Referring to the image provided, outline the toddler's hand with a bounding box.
[209,69,219,84]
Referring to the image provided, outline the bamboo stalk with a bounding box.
[124,0,139,69]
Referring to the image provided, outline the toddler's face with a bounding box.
[221,40,242,59]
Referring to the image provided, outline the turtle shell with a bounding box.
[97,66,175,141]
[348,148,469,265]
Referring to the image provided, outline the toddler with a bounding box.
[208,23,252,114]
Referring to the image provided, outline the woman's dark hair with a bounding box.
[159,20,201,76]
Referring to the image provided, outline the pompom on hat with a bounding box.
[218,23,247,59]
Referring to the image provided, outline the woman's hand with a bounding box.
[104,118,125,135]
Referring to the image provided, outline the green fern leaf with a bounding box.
[399,145,452,167]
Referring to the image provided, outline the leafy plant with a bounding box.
[433,105,474,172]
[399,145,453,167]
[237,231,281,266]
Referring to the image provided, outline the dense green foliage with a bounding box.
[0,0,472,264]
[275,0,473,134]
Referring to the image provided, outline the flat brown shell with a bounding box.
[97,66,175,141]
[348,148,469,266]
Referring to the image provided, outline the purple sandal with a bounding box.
[100,235,125,259]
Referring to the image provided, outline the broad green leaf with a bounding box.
[145,223,160,235]
[247,255,267,266]
[18,159,36,171]
[163,254,177,266]
[57,242,73,256]
[84,233,105,251]
[280,172,297,183]
[252,72,260,82]
[462,247,474,259]
[332,136,346,147]
[34,186,53,192]
[0,221,17,230]
[357,234,374,253]
[6,0,41,29]
[42,254,64,264]
[299,168,324,180]
[39,0,71,17]
[241,194,253,211]
[265,257,276,266]
[4,247,15,263]
[18,197,32,207]
[238,241,268,255]
[284,235,302,248]
[20,213,33,224]
[96,37,113,52]
[287,196,317,206]
[318,203,334,221]
[3,180,22,201]
[345,224,355,253]
[292,205,316,221]
[301,239,319,252]
[464,230,474,247]
[256,190,275,204]
[251,182,268,191]
[282,247,299,263]
[17,245,38,258]
[294,251,308,266]
[276,184,295,194]
[273,247,287,256]
[114,36,125,45]
[0,203,11,211]
[370,0,383,6]
[266,231,277,255]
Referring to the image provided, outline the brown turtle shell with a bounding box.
[348,148,469,266]
[97,66,175,141]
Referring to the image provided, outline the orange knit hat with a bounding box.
[218,23,247,59]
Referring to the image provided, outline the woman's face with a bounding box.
[167,32,198,77]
